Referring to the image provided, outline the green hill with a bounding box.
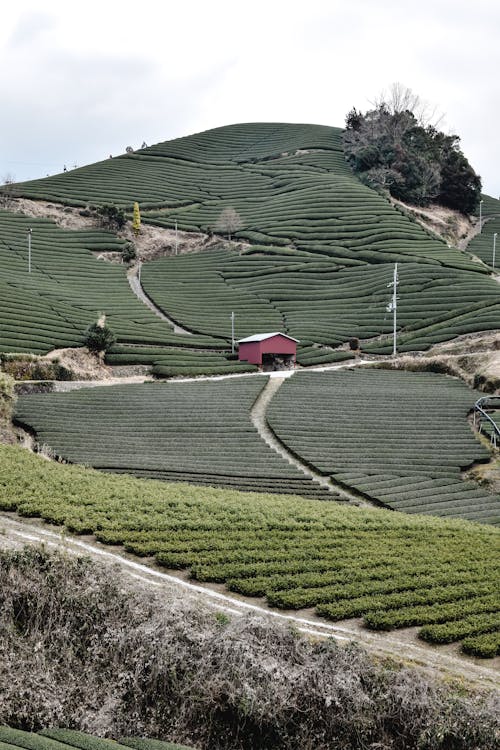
[8,123,499,358]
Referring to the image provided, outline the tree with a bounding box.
[84,315,116,356]
[214,207,244,240]
[0,174,18,209]
[92,204,126,230]
[132,202,141,234]
[343,86,481,214]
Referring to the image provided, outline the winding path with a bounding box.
[250,375,370,505]
[127,264,192,335]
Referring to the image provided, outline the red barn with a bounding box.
[238,332,299,370]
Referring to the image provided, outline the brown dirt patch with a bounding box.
[43,347,112,380]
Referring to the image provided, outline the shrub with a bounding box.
[93,204,126,230]
[84,322,116,354]
[122,243,137,263]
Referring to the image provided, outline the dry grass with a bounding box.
[0,547,498,750]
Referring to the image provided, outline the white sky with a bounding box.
[1,0,499,197]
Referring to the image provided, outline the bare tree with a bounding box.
[372,82,444,129]
[214,206,243,240]
[0,174,18,209]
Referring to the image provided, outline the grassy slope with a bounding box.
[10,123,500,355]
[0,443,498,654]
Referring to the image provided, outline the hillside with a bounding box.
[0,443,498,658]
[6,123,500,361]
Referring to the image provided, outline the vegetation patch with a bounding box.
[0,444,498,655]
[0,547,498,748]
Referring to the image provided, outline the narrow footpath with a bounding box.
[251,374,370,505]
[127,264,192,335]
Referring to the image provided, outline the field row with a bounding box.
[0,443,498,656]
[0,727,193,750]
[14,377,335,500]
[267,369,500,524]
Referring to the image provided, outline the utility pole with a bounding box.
[138,260,142,284]
[175,219,178,255]
[386,263,398,357]
[479,199,483,233]
[28,227,32,273]
[231,311,235,354]
[493,232,498,271]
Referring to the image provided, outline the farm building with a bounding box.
[238,332,298,370]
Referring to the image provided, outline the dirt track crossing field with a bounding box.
[1,512,498,690]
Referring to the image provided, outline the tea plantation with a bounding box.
[14,377,334,499]
[9,123,500,356]
[0,443,498,656]
[0,727,194,750]
[267,369,500,525]
[0,210,225,357]
[14,369,499,524]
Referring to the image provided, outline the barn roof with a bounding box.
[238,332,299,344]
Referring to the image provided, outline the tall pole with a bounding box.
[28,227,32,273]
[493,232,498,271]
[175,219,178,255]
[138,260,142,284]
[231,311,235,355]
[392,263,398,357]
[479,200,483,233]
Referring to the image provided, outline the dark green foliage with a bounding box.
[92,204,126,230]
[14,378,334,499]
[344,106,481,214]
[83,322,116,353]
[267,369,500,524]
[122,243,137,263]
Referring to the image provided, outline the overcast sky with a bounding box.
[1,0,499,197]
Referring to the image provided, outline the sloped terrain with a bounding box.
[10,123,500,357]
[0,210,223,355]
[266,369,500,525]
[14,378,336,499]
[0,444,498,656]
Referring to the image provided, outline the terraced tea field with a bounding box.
[267,369,500,525]
[14,377,333,498]
[0,727,194,750]
[9,123,500,357]
[0,210,224,356]
[14,369,499,524]
[0,443,498,656]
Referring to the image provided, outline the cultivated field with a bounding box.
[8,123,500,357]
[14,378,334,498]
[267,369,500,524]
[0,444,498,656]
[14,370,499,523]
[0,727,193,750]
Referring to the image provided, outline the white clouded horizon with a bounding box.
[1,0,498,198]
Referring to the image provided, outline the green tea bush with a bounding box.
[0,546,498,749]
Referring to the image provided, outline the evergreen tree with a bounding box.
[132,202,141,234]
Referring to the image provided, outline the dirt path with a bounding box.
[0,512,497,689]
[250,376,369,504]
[127,264,193,335]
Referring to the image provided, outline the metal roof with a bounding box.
[237,332,299,344]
